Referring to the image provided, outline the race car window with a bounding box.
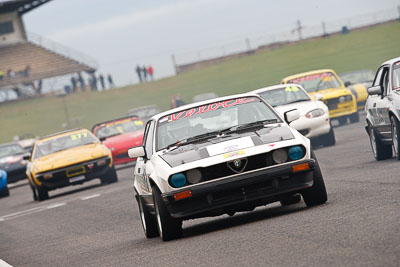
[33,131,98,159]
[156,97,281,151]
[372,67,384,88]
[95,118,144,139]
[0,144,24,158]
[144,120,155,158]
[287,72,342,92]
[258,86,311,107]
[392,61,400,91]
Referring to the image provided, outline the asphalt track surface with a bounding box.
[1,112,399,267]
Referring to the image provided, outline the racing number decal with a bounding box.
[70,132,88,140]
[285,86,299,92]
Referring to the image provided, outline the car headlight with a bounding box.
[305,108,325,118]
[288,146,304,160]
[186,169,202,184]
[170,173,187,188]
[272,149,288,164]
[339,95,353,103]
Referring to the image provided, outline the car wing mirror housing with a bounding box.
[367,85,382,96]
[344,81,351,87]
[23,154,30,160]
[314,93,323,101]
[284,109,300,124]
[128,146,146,158]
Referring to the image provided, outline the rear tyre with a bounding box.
[349,111,360,123]
[369,126,392,161]
[0,186,9,198]
[152,186,182,241]
[100,166,118,185]
[137,195,159,238]
[301,151,328,207]
[337,117,347,125]
[319,124,336,147]
[391,116,400,160]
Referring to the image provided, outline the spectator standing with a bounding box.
[136,65,142,83]
[89,73,98,91]
[142,66,148,82]
[78,72,85,91]
[107,74,114,88]
[99,74,105,90]
[0,70,4,80]
[23,65,31,77]
[147,65,154,80]
[71,76,77,92]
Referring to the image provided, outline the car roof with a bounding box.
[0,142,23,148]
[250,83,307,94]
[282,69,336,83]
[381,56,400,66]
[38,128,90,142]
[91,115,141,132]
[150,93,263,121]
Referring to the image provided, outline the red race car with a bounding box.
[92,116,145,165]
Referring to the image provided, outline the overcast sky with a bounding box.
[22,0,399,86]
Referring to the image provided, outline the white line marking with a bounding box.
[46,203,67,209]
[80,194,101,200]
[0,259,14,267]
[1,206,44,219]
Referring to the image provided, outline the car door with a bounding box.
[373,65,392,140]
[134,120,155,195]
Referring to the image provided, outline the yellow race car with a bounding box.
[25,128,117,201]
[339,69,375,110]
[282,69,359,125]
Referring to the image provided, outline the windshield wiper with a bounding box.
[165,130,228,151]
[224,119,278,134]
[287,99,309,104]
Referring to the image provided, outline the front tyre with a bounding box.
[319,124,336,147]
[349,111,360,123]
[137,195,159,238]
[0,186,9,198]
[301,151,328,207]
[152,186,182,241]
[36,185,49,201]
[369,126,392,161]
[391,116,400,160]
[100,166,118,185]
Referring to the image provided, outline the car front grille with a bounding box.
[198,146,305,182]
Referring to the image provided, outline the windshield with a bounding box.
[340,70,375,85]
[95,118,145,139]
[0,144,25,158]
[393,61,400,91]
[33,131,98,159]
[287,72,342,92]
[129,107,160,118]
[156,97,281,151]
[258,86,310,107]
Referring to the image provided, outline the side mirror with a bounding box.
[344,81,351,87]
[314,93,323,101]
[23,154,30,160]
[99,136,107,142]
[284,109,300,124]
[367,85,382,96]
[128,146,146,158]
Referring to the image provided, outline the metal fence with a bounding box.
[173,7,400,68]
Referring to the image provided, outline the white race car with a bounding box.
[128,93,328,241]
[251,84,335,147]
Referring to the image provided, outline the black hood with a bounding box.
[159,124,294,167]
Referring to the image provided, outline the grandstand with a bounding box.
[0,0,97,98]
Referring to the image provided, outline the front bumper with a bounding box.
[328,101,358,118]
[1,163,27,183]
[34,157,111,190]
[291,114,331,139]
[161,159,315,219]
